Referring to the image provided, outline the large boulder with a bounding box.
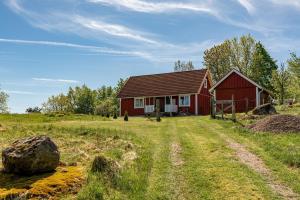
[252,103,277,115]
[2,136,60,175]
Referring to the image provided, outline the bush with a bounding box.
[26,107,42,113]
[124,111,128,121]
[106,113,110,118]
[113,113,118,119]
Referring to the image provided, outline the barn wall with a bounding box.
[215,72,257,113]
[198,76,211,115]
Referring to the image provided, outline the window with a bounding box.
[134,98,144,108]
[179,95,190,107]
[204,79,208,89]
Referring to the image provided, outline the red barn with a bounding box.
[117,69,212,116]
[209,69,272,113]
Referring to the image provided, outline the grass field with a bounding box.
[0,110,299,199]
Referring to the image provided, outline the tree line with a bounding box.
[41,79,126,115]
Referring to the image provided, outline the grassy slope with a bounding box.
[0,114,299,199]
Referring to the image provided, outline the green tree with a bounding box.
[251,42,278,91]
[73,85,96,114]
[203,40,232,82]
[272,64,291,104]
[288,52,300,79]
[174,60,195,72]
[230,35,256,77]
[0,90,9,113]
[287,52,300,99]
[42,93,71,113]
[204,34,277,88]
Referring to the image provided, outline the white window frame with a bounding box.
[134,97,144,109]
[179,95,190,107]
[204,79,208,89]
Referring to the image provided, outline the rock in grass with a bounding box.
[2,136,60,175]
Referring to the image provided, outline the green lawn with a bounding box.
[0,114,299,199]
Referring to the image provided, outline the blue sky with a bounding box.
[0,0,300,113]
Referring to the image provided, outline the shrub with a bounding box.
[124,111,129,121]
[156,114,161,122]
[26,107,42,113]
[113,112,118,119]
[106,113,110,118]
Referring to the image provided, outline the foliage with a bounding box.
[113,112,118,119]
[174,60,195,72]
[95,98,114,116]
[26,107,42,113]
[42,78,126,115]
[0,90,9,113]
[203,40,232,82]
[271,64,291,104]
[42,93,71,114]
[203,35,278,90]
[287,52,300,99]
[124,111,128,121]
[251,42,278,90]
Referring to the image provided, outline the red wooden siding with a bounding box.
[121,98,144,116]
[199,76,211,115]
[215,72,257,113]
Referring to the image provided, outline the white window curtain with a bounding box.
[179,95,190,106]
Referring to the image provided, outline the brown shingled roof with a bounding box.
[117,69,208,98]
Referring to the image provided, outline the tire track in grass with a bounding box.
[169,119,189,200]
[176,117,277,199]
[222,135,300,200]
[145,120,173,200]
[206,119,299,199]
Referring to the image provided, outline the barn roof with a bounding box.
[209,69,272,94]
[117,69,208,98]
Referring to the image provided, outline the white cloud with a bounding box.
[269,0,300,9]
[236,0,256,14]
[4,90,37,95]
[87,0,215,14]
[32,78,80,84]
[0,38,151,58]
[74,16,158,44]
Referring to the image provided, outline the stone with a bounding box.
[252,103,277,115]
[2,135,60,175]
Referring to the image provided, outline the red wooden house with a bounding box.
[117,69,212,116]
[209,69,272,113]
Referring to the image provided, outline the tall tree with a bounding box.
[251,42,278,91]
[204,34,278,88]
[174,60,195,72]
[287,52,300,99]
[272,64,291,104]
[203,40,232,82]
[0,90,9,113]
[230,35,256,76]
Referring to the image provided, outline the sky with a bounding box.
[0,0,300,113]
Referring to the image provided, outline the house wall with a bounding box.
[121,94,197,116]
[214,72,257,113]
[178,94,195,114]
[198,76,211,115]
[121,98,144,116]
